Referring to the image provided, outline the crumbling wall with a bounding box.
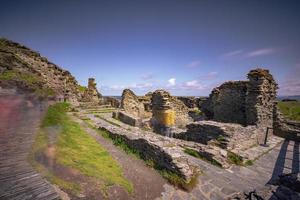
[81,78,102,104]
[103,97,120,108]
[177,97,201,109]
[245,69,278,128]
[201,68,277,128]
[175,121,263,152]
[151,90,191,128]
[121,89,145,118]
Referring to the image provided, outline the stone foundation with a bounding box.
[113,111,141,127]
[176,121,264,152]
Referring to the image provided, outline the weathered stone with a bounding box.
[151,90,192,130]
[176,120,263,152]
[201,68,278,128]
[81,78,102,104]
[121,89,146,118]
[0,38,81,105]
[113,111,142,127]
[103,96,120,108]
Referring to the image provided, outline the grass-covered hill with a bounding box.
[278,100,300,121]
[0,38,81,103]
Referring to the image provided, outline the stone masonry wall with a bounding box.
[245,69,278,128]
[121,89,145,118]
[175,121,263,152]
[81,78,102,104]
[201,68,277,128]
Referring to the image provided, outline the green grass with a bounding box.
[244,159,254,166]
[227,151,243,165]
[78,85,87,92]
[278,101,300,121]
[29,113,82,194]
[88,125,198,191]
[0,69,55,97]
[184,148,222,168]
[95,114,121,127]
[31,102,133,195]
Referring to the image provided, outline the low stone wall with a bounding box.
[93,118,198,182]
[113,111,141,127]
[176,121,264,152]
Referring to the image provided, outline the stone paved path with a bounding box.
[0,95,59,200]
[85,112,300,200]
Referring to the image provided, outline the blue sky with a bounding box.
[0,0,299,96]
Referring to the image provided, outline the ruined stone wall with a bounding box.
[103,97,120,108]
[177,97,200,109]
[184,121,263,151]
[151,90,191,128]
[81,78,102,104]
[206,81,248,125]
[201,68,277,128]
[121,89,146,118]
[245,69,278,128]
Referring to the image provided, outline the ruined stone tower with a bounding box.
[245,69,278,128]
[151,90,175,135]
[81,78,102,103]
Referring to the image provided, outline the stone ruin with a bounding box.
[80,78,103,105]
[113,68,299,153]
[201,68,278,128]
[114,88,192,130]
[151,90,175,135]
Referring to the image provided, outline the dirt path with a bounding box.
[0,94,59,200]
[74,116,169,200]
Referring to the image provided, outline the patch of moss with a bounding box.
[227,151,243,165]
[78,85,87,92]
[244,160,254,166]
[184,148,222,168]
[0,69,55,97]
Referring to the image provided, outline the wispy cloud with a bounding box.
[221,50,244,58]
[246,48,276,57]
[180,80,204,90]
[167,78,176,86]
[186,60,201,68]
[221,48,277,59]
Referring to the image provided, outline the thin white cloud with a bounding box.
[221,50,244,58]
[180,80,205,90]
[187,60,201,68]
[221,48,277,59]
[167,78,176,86]
[246,48,276,57]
